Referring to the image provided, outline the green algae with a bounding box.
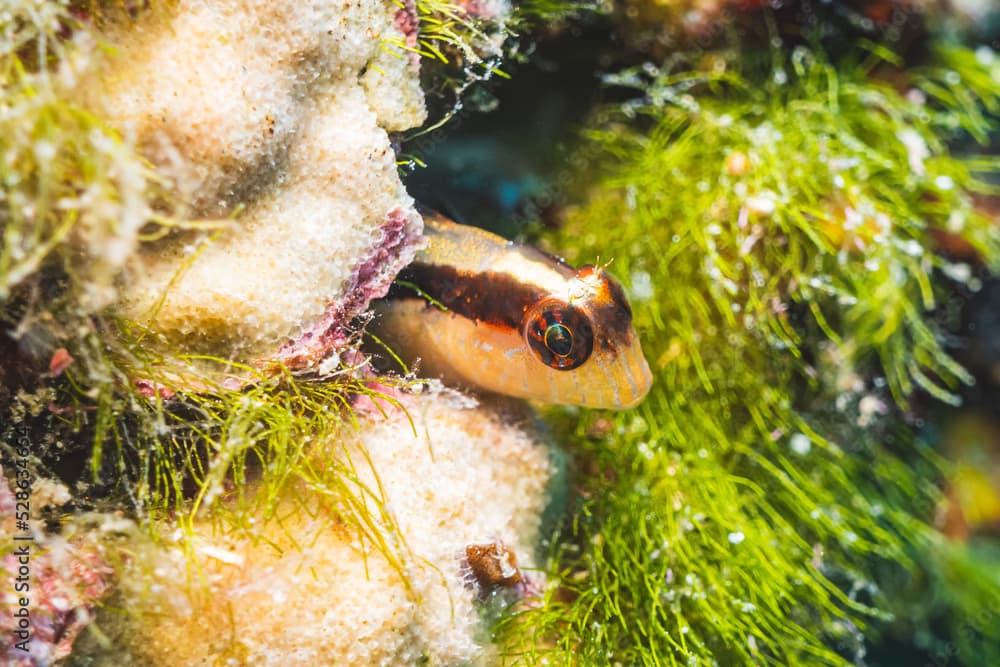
[496,41,1000,665]
[0,13,161,307]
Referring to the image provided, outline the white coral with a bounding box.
[98,390,555,666]
[93,0,427,364]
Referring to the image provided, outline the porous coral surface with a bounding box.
[80,390,554,665]
[96,0,427,367]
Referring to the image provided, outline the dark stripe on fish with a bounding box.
[391,262,544,329]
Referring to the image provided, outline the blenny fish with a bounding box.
[373,211,653,409]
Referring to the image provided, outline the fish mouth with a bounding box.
[616,343,653,409]
[581,342,653,410]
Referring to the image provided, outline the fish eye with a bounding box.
[544,323,573,357]
[523,300,593,371]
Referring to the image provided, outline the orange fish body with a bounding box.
[374,212,652,409]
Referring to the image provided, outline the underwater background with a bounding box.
[2,1,1000,665]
